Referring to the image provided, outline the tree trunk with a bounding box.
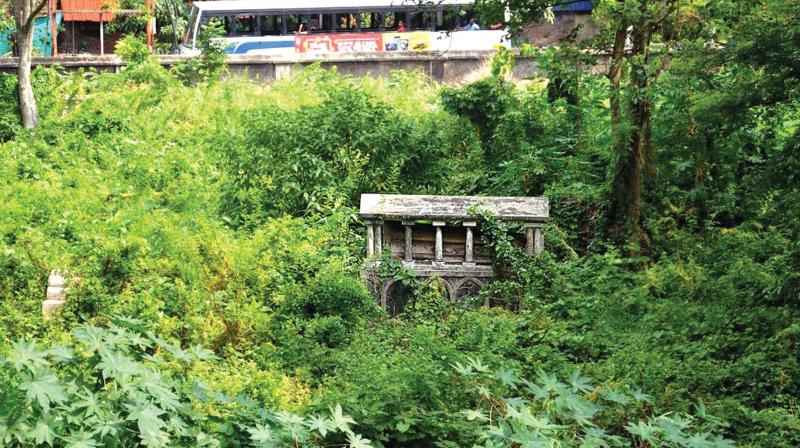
[17,19,37,128]
[607,28,627,130]
[640,31,656,193]
[14,0,49,129]
[608,18,653,251]
[605,28,628,234]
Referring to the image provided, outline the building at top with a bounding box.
[359,194,549,315]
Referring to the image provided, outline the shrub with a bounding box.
[293,269,378,322]
[455,358,735,447]
[0,318,370,448]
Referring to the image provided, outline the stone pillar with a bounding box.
[463,221,476,265]
[366,221,375,257]
[535,225,544,255]
[402,220,414,261]
[43,271,67,317]
[375,222,383,255]
[525,222,545,255]
[433,221,445,262]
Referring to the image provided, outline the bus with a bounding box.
[180,0,509,55]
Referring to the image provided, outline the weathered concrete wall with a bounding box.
[0,50,543,84]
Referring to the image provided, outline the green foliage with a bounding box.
[172,22,227,85]
[456,360,733,447]
[290,268,378,322]
[218,69,470,227]
[0,13,799,444]
[0,73,20,142]
[0,318,370,447]
[115,35,151,65]
[441,77,515,147]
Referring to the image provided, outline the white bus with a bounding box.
[181,0,509,55]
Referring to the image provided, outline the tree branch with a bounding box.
[22,0,50,31]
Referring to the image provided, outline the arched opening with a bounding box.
[384,280,413,317]
[453,277,483,304]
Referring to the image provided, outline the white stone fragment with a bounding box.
[42,299,66,316]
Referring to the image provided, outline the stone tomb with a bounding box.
[359,194,549,315]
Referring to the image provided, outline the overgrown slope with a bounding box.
[0,49,797,447]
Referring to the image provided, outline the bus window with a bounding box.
[370,12,384,30]
[309,15,322,32]
[335,13,348,30]
[288,14,311,33]
[258,15,282,35]
[322,14,334,32]
[384,12,396,29]
[233,16,256,36]
[357,12,371,29]
[440,8,464,31]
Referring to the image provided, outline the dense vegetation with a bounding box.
[0,0,799,445]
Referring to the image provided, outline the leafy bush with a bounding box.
[455,358,734,447]
[291,268,378,322]
[0,318,371,447]
[0,73,20,142]
[172,22,227,85]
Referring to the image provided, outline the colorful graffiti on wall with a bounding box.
[382,32,431,52]
[295,31,432,54]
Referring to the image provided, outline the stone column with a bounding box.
[43,271,67,317]
[525,222,545,255]
[375,221,383,255]
[433,221,445,262]
[402,220,414,262]
[365,220,375,257]
[463,221,476,265]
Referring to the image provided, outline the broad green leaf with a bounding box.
[495,367,521,388]
[72,326,109,354]
[48,345,75,363]
[451,361,475,377]
[625,421,656,443]
[71,390,102,418]
[62,431,99,448]
[189,344,219,361]
[568,370,594,394]
[248,423,273,446]
[98,351,141,380]
[630,387,652,403]
[31,419,55,446]
[396,420,411,433]
[599,388,630,405]
[348,433,373,448]
[330,404,356,432]
[19,370,68,412]
[462,409,489,422]
[7,340,50,372]
[467,356,489,373]
[306,415,334,437]
[126,403,166,440]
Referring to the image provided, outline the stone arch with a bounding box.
[451,277,484,304]
[428,275,454,303]
[383,279,413,317]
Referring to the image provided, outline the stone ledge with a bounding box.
[0,50,500,69]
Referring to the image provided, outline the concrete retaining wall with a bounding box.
[0,50,542,84]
